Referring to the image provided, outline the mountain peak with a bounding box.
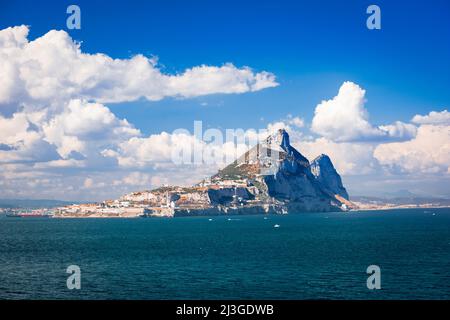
[311,154,349,200]
[264,128,290,151]
[212,129,351,211]
[314,153,332,163]
[116,129,352,216]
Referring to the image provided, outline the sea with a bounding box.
[0,208,449,299]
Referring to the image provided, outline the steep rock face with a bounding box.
[208,187,255,205]
[118,129,351,216]
[261,130,342,211]
[215,129,345,212]
[311,154,349,200]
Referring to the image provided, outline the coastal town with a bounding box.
[3,130,449,219]
[55,177,253,218]
[40,129,354,218]
[2,190,449,218]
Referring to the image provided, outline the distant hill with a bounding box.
[350,196,450,207]
[0,199,79,209]
[382,189,417,198]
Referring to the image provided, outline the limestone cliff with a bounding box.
[311,154,349,200]
[212,129,347,212]
[122,129,351,216]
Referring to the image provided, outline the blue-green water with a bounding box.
[0,208,449,299]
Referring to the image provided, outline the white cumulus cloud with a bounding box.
[42,99,140,158]
[412,110,450,125]
[294,137,377,175]
[374,125,450,174]
[311,81,416,142]
[0,25,278,114]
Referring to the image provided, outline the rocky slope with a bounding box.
[113,129,352,217]
[212,129,347,212]
[311,154,349,200]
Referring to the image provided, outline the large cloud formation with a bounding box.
[0,25,278,114]
[0,25,280,200]
[300,122,450,176]
[294,81,449,196]
[412,110,450,125]
[311,81,416,142]
[0,25,448,200]
[374,124,450,174]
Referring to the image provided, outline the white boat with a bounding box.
[274,224,280,228]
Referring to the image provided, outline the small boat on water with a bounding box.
[274,224,280,228]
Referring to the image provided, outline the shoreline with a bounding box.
[48,205,450,218]
[350,204,450,212]
[3,205,448,219]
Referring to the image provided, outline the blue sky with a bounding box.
[2,0,449,133]
[0,0,449,200]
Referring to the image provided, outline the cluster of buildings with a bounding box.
[54,201,146,218]
[53,177,266,218]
